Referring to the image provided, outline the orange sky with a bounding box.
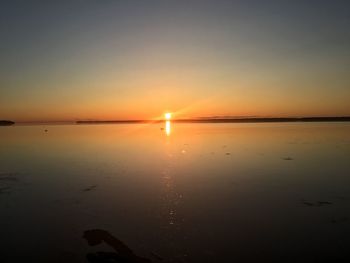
[1,1,350,122]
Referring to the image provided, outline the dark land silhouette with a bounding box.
[0,120,15,126]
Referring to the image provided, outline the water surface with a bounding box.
[1,122,350,262]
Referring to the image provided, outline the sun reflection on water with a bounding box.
[165,120,171,136]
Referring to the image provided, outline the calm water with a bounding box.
[1,122,350,262]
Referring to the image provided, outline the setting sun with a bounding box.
[165,113,172,120]
[1,1,350,262]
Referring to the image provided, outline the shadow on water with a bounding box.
[83,229,152,263]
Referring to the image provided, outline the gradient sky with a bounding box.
[1,0,350,121]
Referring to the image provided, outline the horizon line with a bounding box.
[4,116,350,125]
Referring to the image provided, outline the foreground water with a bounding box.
[0,122,350,262]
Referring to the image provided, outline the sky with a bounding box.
[1,0,350,122]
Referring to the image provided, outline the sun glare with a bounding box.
[165,112,172,120]
[165,120,171,136]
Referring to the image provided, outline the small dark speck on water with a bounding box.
[82,185,97,192]
[302,201,314,206]
[302,200,333,207]
[225,152,231,155]
[318,201,332,205]
[45,129,48,132]
[283,157,294,161]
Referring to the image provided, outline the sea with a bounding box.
[1,122,350,262]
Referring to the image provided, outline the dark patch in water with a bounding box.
[83,229,152,262]
[302,201,314,206]
[318,201,332,205]
[282,157,294,161]
[82,185,97,192]
[302,200,333,207]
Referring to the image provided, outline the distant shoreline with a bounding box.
[76,116,350,124]
[0,120,15,126]
[5,117,350,126]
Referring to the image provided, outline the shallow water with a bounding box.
[1,122,350,262]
